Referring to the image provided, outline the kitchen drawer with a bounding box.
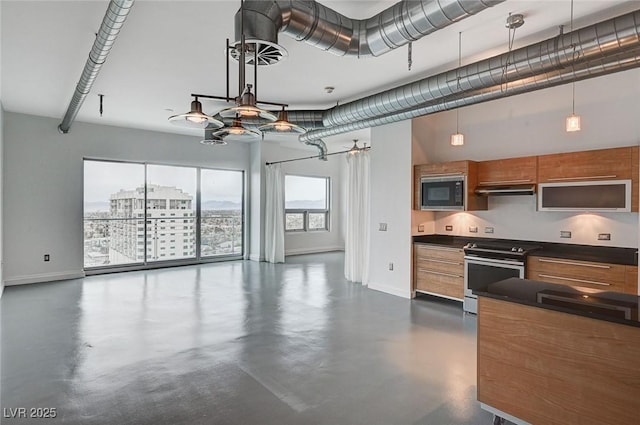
[415,256,464,274]
[415,268,464,300]
[527,256,626,291]
[414,244,463,262]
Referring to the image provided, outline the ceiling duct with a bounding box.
[234,0,505,61]
[58,0,135,133]
[299,9,640,142]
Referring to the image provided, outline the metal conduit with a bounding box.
[321,9,640,128]
[58,0,135,133]
[300,46,640,140]
[238,0,504,57]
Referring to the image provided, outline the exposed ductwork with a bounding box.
[299,9,640,143]
[236,0,505,58]
[58,0,134,134]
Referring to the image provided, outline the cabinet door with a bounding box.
[414,244,464,300]
[477,156,538,186]
[537,147,632,183]
[624,266,638,295]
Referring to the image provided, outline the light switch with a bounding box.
[379,223,387,231]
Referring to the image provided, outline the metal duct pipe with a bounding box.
[58,0,135,133]
[299,9,640,141]
[302,138,328,160]
[237,0,504,57]
[322,9,640,128]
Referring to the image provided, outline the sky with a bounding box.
[84,160,243,204]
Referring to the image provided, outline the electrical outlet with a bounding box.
[379,223,387,231]
[484,227,494,234]
[44,254,50,262]
[417,224,425,232]
[598,233,611,241]
[445,225,453,231]
[469,226,478,233]
[560,231,572,239]
[388,262,394,271]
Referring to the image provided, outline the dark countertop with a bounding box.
[475,277,640,328]
[412,234,638,266]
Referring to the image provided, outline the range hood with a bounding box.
[475,184,536,196]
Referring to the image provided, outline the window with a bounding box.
[284,175,329,232]
[83,160,245,269]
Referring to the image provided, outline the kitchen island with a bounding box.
[475,278,640,425]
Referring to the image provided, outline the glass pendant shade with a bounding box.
[219,87,277,121]
[450,132,464,146]
[213,117,261,141]
[566,113,581,132]
[168,99,223,129]
[259,108,305,134]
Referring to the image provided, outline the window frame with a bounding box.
[284,175,330,233]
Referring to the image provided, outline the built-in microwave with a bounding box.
[420,175,465,210]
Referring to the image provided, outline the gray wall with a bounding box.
[3,113,250,285]
[0,101,4,296]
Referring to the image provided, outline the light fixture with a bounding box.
[200,129,227,146]
[168,97,224,129]
[212,115,261,141]
[219,84,277,121]
[259,107,305,134]
[565,0,581,132]
[451,32,464,147]
[347,139,366,155]
[169,0,303,139]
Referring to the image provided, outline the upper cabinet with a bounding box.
[537,147,632,183]
[477,156,538,186]
[414,161,488,211]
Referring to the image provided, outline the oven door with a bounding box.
[463,256,524,314]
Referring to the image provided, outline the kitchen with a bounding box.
[402,68,640,424]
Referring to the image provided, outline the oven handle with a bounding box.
[464,256,525,267]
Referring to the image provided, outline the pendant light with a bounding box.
[450,32,464,147]
[168,97,224,129]
[259,106,305,134]
[213,114,261,141]
[219,84,277,121]
[566,0,581,132]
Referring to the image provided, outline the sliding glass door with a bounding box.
[83,160,244,270]
[200,169,243,257]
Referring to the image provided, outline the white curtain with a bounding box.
[265,164,285,263]
[344,151,370,283]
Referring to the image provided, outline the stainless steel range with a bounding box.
[463,241,541,314]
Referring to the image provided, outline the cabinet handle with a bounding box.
[418,269,463,279]
[546,175,617,182]
[537,258,610,269]
[421,172,464,177]
[416,246,462,253]
[479,179,532,185]
[418,257,462,265]
[537,274,611,286]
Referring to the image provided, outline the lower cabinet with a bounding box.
[414,244,464,300]
[527,255,638,295]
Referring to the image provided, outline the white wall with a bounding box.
[3,113,250,285]
[0,101,4,297]
[249,141,263,261]
[368,120,413,299]
[262,141,345,256]
[413,69,640,248]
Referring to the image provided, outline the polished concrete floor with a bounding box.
[1,253,499,424]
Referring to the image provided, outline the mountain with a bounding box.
[84,201,110,212]
[201,200,242,211]
[284,200,326,209]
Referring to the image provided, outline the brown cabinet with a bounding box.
[477,156,538,186]
[527,255,631,293]
[414,244,464,300]
[537,146,632,183]
[624,265,638,295]
[413,161,487,211]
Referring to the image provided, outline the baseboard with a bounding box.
[285,246,344,256]
[4,270,86,286]
[367,281,412,299]
[249,254,264,262]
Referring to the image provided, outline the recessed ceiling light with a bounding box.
[324,86,335,94]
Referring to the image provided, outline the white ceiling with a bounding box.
[1,0,639,151]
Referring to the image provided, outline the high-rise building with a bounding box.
[109,184,195,264]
